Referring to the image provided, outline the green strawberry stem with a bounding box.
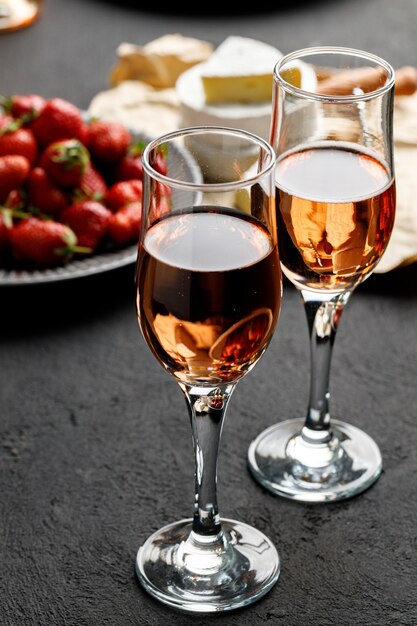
[0,117,23,134]
[129,140,147,156]
[158,143,168,158]
[1,208,13,228]
[0,205,32,222]
[0,205,52,222]
[129,141,167,158]
[0,95,10,112]
[59,227,92,256]
[55,245,92,257]
[52,140,89,174]
[0,96,39,123]
[73,245,93,254]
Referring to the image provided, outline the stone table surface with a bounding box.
[1,1,417,624]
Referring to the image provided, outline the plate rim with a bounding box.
[0,244,138,286]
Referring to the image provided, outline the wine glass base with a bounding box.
[248,418,382,503]
[135,517,280,613]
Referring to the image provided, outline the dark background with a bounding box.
[1,1,417,625]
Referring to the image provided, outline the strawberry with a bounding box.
[0,119,38,165]
[108,201,142,245]
[153,150,168,176]
[2,93,46,122]
[115,143,144,181]
[31,97,88,147]
[0,154,30,203]
[105,179,142,212]
[75,163,107,201]
[10,217,80,266]
[60,200,111,250]
[88,119,131,163]
[27,167,69,215]
[115,153,143,182]
[40,139,89,188]
[4,188,25,210]
[155,180,171,199]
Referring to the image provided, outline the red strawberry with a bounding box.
[3,93,46,122]
[4,188,25,210]
[40,139,89,188]
[105,179,142,211]
[10,217,79,266]
[27,167,69,215]
[115,144,143,181]
[31,97,88,147]
[88,119,131,163]
[0,154,30,203]
[75,163,107,201]
[153,150,168,176]
[0,120,38,165]
[61,200,111,250]
[155,180,171,199]
[108,201,142,245]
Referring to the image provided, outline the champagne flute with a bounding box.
[135,126,282,611]
[248,47,396,502]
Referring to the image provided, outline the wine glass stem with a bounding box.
[179,382,235,537]
[301,290,351,437]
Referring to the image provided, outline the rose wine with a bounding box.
[136,207,281,385]
[275,146,396,291]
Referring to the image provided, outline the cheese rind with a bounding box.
[200,36,282,103]
[176,63,272,139]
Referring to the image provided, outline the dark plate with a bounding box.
[0,244,138,285]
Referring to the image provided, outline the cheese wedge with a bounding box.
[280,60,318,91]
[200,36,282,103]
[176,63,272,141]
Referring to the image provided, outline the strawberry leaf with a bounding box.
[52,140,89,173]
[158,143,168,158]
[0,118,23,134]
[61,226,78,249]
[129,140,147,157]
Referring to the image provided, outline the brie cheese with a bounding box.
[176,63,272,140]
[200,36,282,103]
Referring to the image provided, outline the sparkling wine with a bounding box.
[136,207,281,384]
[275,146,396,291]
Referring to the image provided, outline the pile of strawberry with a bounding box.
[0,94,169,268]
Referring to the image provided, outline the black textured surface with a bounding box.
[1,2,417,624]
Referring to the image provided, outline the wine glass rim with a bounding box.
[142,125,276,192]
[274,45,395,103]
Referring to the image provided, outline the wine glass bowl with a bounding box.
[135,126,282,611]
[248,47,396,502]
